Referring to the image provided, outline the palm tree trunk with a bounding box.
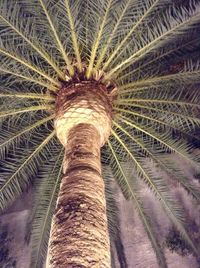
[47,123,111,267]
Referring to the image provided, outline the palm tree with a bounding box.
[0,0,200,267]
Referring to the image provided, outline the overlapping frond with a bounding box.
[102,164,127,268]
[105,4,200,79]
[0,115,54,159]
[118,61,200,93]
[109,130,198,254]
[114,114,200,165]
[0,130,56,211]
[107,140,167,268]
[30,147,63,268]
[0,2,65,80]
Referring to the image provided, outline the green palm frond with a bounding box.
[105,6,200,79]
[0,46,60,86]
[0,66,56,90]
[0,91,54,101]
[109,130,198,254]
[0,105,53,121]
[0,3,65,80]
[118,62,200,92]
[39,1,74,73]
[107,140,167,268]
[64,0,82,71]
[0,130,56,211]
[86,0,113,77]
[110,120,200,203]
[0,0,200,266]
[103,165,127,268]
[115,114,200,164]
[0,115,54,159]
[151,155,200,203]
[115,104,200,131]
[102,0,161,72]
[94,0,132,71]
[117,36,200,83]
[30,148,63,268]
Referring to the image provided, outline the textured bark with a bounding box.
[54,81,112,147]
[48,124,111,268]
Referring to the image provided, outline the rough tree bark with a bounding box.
[47,81,113,267]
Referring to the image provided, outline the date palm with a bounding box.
[0,0,200,267]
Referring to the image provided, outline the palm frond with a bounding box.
[102,0,161,72]
[0,105,54,120]
[94,0,132,71]
[0,115,54,159]
[102,164,127,268]
[0,47,60,87]
[117,36,200,83]
[0,130,56,211]
[37,0,74,75]
[30,148,63,268]
[86,0,113,77]
[0,2,65,80]
[114,113,200,165]
[64,0,82,71]
[0,66,56,90]
[118,62,200,92]
[0,91,54,101]
[112,120,200,203]
[105,5,200,79]
[110,130,198,254]
[115,103,200,130]
[151,156,200,203]
[113,100,200,144]
[107,140,167,268]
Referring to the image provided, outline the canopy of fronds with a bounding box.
[0,0,200,267]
